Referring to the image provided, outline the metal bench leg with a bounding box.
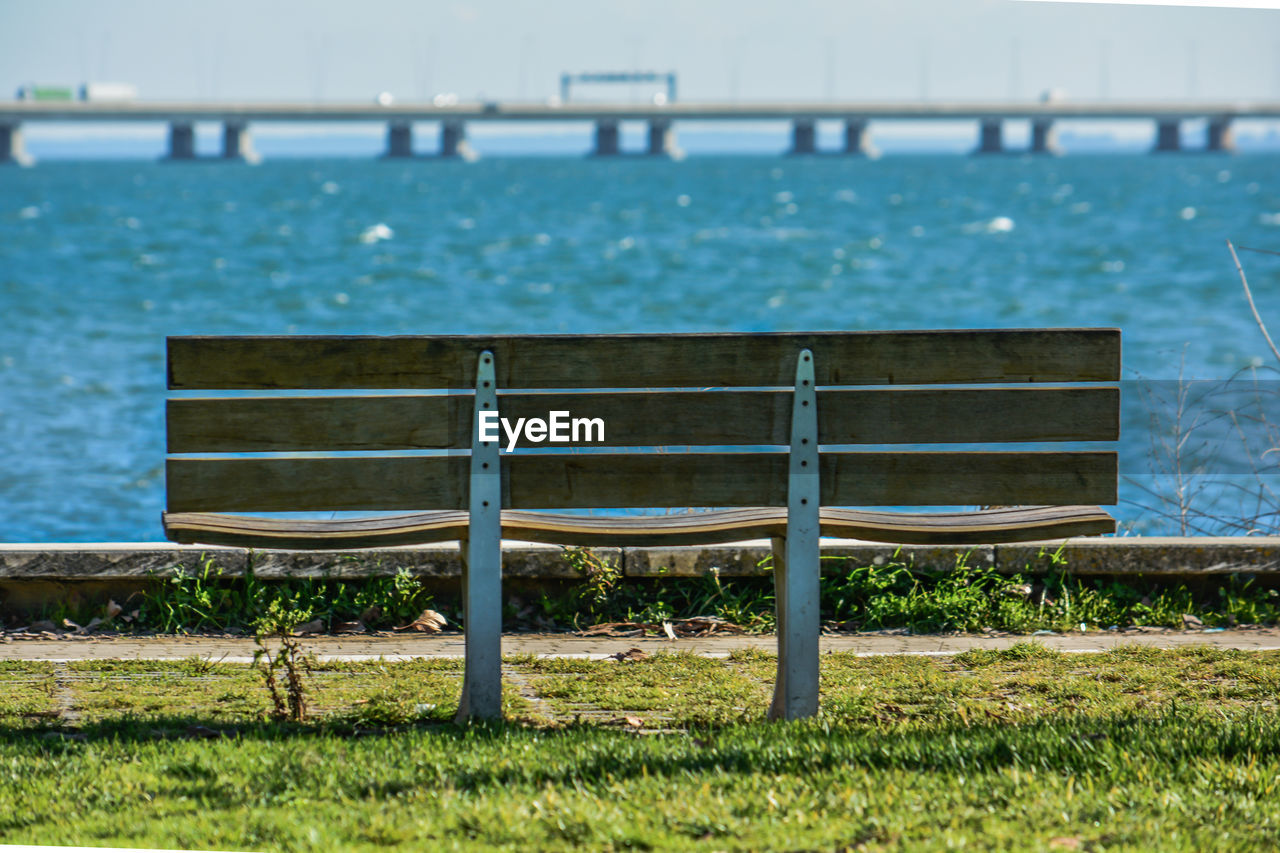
[456,351,503,722]
[768,535,789,719]
[456,534,502,721]
[768,533,820,720]
[769,348,820,720]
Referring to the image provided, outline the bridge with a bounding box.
[3,99,1278,164]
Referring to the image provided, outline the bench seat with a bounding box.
[163,504,1115,550]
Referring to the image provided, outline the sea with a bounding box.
[2,153,1279,542]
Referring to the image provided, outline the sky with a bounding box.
[1,0,1277,104]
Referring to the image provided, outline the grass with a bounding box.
[521,652,768,727]
[3,646,1280,850]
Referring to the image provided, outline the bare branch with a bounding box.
[1228,239,1280,365]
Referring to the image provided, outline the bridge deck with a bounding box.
[3,99,1279,123]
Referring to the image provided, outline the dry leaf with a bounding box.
[667,616,746,637]
[105,599,123,619]
[662,621,677,640]
[1049,838,1082,851]
[398,609,448,633]
[333,620,366,634]
[60,617,101,635]
[612,648,649,662]
[294,618,325,635]
[624,715,644,729]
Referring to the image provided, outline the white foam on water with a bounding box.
[965,216,1015,234]
[358,223,394,244]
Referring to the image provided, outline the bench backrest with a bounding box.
[165,329,1120,514]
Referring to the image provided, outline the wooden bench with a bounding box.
[162,329,1120,721]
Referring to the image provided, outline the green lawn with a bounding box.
[3,646,1280,850]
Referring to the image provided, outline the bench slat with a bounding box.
[167,387,1119,452]
[168,329,1120,390]
[166,451,1116,512]
[166,456,467,513]
[161,505,1115,549]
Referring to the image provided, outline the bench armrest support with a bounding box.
[769,349,821,721]
[456,350,503,722]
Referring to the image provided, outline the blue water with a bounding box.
[2,155,1279,541]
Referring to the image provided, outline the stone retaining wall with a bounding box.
[3,537,1280,581]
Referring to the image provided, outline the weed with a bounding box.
[821,552,1019,632]
[137,559,434,633]
[251,600,315,723]
[556,547,624,628]
[85,548,1280,637]
[141,554,269,633]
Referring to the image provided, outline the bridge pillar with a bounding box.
[164,122,196,161]
[1207,118,1236,153]
[384,121,414,158]
[222,121,260,163]
[789,119,817,155]
[1153,120,1181,153]
[0,123,33,166]
[593,120,620,156]
[1030,119,1060,155]
[646,119,680,157]
[440,120,477,160]
[842,119,878,157]
[974,119,1004,154]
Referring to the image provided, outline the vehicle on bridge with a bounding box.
[15,84,74,101]
[78,82,139,102]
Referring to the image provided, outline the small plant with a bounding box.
[683,568,774,631]
[135,558,434,634]
[557,547,624,628]
[143,555,263,633]
[252,599,315,723]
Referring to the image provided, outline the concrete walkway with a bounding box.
[3,628,1278,663]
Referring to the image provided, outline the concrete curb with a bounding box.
[3,537,1280,581]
